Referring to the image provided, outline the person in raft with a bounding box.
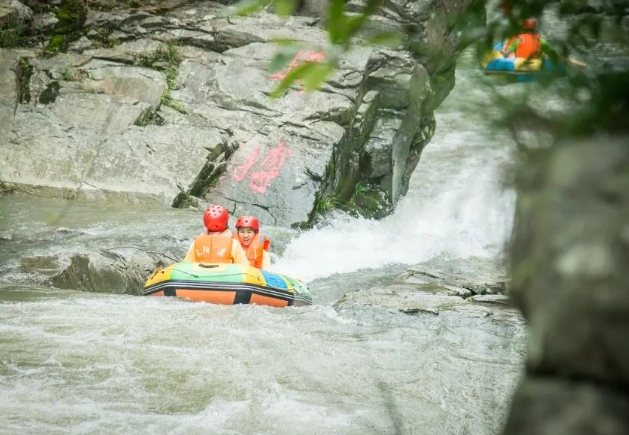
[503,18,556,60]
[234,215,272,270]
[182,205,249,266]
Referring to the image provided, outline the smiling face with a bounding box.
[238,227,256,246]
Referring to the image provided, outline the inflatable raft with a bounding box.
[481,42,563,82]
[143,262,312,307]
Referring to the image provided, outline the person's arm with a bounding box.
[182,241,196,262]
[231,240,250,267]
[507,38,519,53]
[261,250,272,270]
[540,38,557,57]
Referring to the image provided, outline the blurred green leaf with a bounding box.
[273,0,296,16]
[232,0,267,16]
[269,61,319,97]
[366,31,402,47]
[302,63,335,91]
[346,0,384,39]
[268,46,301,73]
[327,0,348,44]
[271,38,301,46]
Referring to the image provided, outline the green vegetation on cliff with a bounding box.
[135,41,186,114]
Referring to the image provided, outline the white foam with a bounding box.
[274,70,517,282]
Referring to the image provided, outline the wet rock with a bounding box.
[336,257,520,322]
[84,125,232,203]
[468,294,511,305]
[83,38,165,64]
[31,11,58,34]
[51,247,175,295]
[67,35,91,52]
[81,60,167,108]
[504,135,629,430]
[503,377,629,435]
[0,0,33,28]
[398,257,509,295]
[20,255,67,277]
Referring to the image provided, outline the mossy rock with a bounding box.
[55,0,88,27]
[39,81,61,104]
[44,0,88,56]
[343,186,391,219]
[19,58,33,104]
[0,181,17,195]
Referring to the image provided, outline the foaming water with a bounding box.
[274,68,517,282]
[0,289,524,435]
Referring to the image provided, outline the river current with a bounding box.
[0,51,526,435]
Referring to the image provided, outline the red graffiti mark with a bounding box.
[233,145,260,181]
[270,50,326,83]
[232,141,293,194]
[248,141,293,194]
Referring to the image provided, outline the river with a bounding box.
[0,51,526,435]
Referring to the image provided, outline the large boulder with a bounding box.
[0,0,481,226]
[503,135,629,434]
[336,257,521,323]
[0,0,32,28]
[50,248,175,295]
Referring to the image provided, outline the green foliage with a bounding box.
[135,41,182,70]
[134,108,164,127]
[268,46,302,73]
[39,81,61,104]
[44,34,68,57]
[354,182,368,194]
[164,68,177,91]
[62,67,76,81]
[55,0,87,22]
[42,0,88,56]
[134,41,185,113]
[366,32,403,47]
[0,24,24,49]
[315,195,339,212]
[19,58,33,104]
[135,41,181,91]
[160,89,186,114]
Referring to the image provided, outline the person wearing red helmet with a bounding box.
[502,17,556,60]
[234,215,271,270]
[182,205,249,266]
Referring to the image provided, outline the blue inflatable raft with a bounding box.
[481,42,564,82]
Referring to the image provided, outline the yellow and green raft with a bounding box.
[143,262,312,307]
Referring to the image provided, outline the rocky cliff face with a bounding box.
[0,0,482,227]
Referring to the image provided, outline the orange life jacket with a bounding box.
[234,232,270,269]
[193,230,234,263]
[515,33,542,59]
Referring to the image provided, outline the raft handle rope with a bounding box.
[169,268,293,287]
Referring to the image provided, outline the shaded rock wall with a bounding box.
[503,135,629,435]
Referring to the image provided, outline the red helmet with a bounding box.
[522,18,537,31]
[203,205,229,232]
[235,215,260,232]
